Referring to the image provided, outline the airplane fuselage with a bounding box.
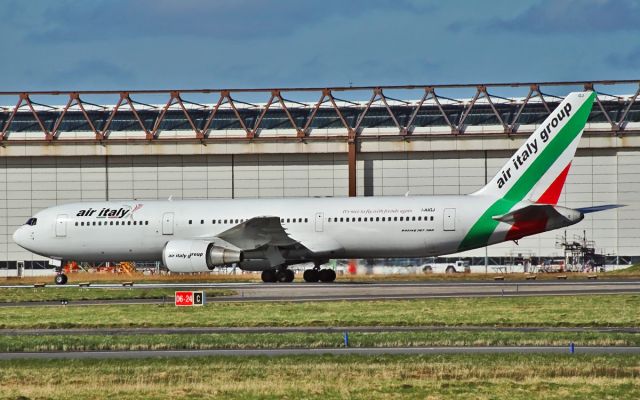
[13,195,510,264]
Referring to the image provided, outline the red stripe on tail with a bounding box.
[536,163,572,205]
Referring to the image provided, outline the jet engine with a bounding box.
[162,240,242,273]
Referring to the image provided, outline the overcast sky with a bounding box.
[0,0,638,94]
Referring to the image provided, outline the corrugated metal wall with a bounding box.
[1,148,638,263]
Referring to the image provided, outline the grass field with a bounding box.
[3,266,639,286]
[0,354,638,399]
[0,288,234,303]
[1,295,638,329]
[2,331,640,352]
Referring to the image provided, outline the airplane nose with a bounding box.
[12,227,27,248]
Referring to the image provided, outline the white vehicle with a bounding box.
[421,260,470,274]
[13,92,620,285]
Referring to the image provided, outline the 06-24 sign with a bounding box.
[174,291,205,306]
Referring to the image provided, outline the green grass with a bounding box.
[1,295,638,329]
[0,354,639,399]
[0,288,234,303]
[2,331,640,352]
[608,264,640,274]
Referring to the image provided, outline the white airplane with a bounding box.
[13,91,618,285]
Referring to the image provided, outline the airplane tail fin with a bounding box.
[472,91,596,205]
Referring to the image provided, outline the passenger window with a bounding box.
[145,221,149,225]
[110,221,114,226]
[358,217,362,222]
[376,217,380,222]
[201,220,204,224]
[340,218,344,222]
[188,220,192,225]
[328,218,332,222]
[412,217,416,221]
[93,222,96,226]
[430,216,434,221]
[75,222,78,226]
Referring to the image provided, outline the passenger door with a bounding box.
[443,208,456,231]
[55,214,67,237]
[315,212,324,232]
[162,212,174,235]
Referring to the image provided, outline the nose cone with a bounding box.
[12,227,28,249]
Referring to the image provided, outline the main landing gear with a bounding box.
[260,265,336,283]
[302,264,336,283]
[261,268,294,283]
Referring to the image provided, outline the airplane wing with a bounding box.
[197,215,343,255]
[213,216,298,250]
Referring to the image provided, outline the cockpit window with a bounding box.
[25,218,37,226]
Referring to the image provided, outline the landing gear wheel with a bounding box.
[54,274,68,285]
[303,269,320,283]
[319,269,336,283]
[277,269,294,283]
[261,269,277,283]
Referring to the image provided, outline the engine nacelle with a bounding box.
[162,240,242,273]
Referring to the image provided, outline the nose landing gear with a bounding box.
[54,272,68,285]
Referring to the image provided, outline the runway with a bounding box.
[1,346,638,360]
[1,280,640,307]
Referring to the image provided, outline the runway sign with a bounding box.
[175,291,206,306]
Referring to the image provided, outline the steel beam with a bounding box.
[0,79,638,144]
[348,134,357,197]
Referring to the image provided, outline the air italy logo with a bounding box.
[76,204,144,219]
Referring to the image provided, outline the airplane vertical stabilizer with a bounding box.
[472,91,595,204]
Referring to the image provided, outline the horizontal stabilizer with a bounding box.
[492,204,583,226]
[492,203,584,241]
[492,204,561,225]
[576,204,624,214]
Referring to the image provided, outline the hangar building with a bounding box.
[1,80,639,270]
